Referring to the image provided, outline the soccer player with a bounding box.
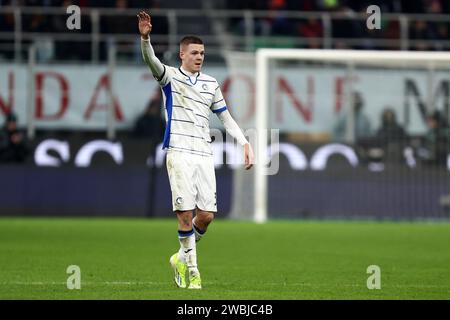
[137,11,254,289]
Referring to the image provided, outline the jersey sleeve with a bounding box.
[141,37,172,87]
[216,110,248,146]
[210,83,228,113]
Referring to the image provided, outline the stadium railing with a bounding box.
[1,6,450,64]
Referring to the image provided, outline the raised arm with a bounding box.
[216,110,254,170]
[137,11,165,82]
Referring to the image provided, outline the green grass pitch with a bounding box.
[0,218,449,299]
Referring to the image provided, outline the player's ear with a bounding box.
[179,45,184,60]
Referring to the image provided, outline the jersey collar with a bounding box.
[179,67,200,85]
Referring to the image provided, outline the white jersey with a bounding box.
[155,65,227,157]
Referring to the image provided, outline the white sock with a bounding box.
[178,229,198,271]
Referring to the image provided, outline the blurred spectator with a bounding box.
[384,20,401,40]
[424,0,449,50]
[420,110,450,167]
[133,91,165,145]
[101,0,136,60]
[227,0,270,38]
[331,4,359,47]
[333,92,372,142]
[23,0,53,7]
[373,107,408,163]
[267,0,296,36]
[0,12,15,60]
[410,20,438,51]
[129,0,159,8]
[400,0,426,13]
[443,0,450,14]
[103,0,137,34]
[227,0,268,10]
[88,0,115,7]
[343,0,399,12]
[375,108,407,146]
[285,0,317,11]
[0,113,29,163]
[298,17,323,48]
[425,0,443,14]
[316,0,340,11]
[0,12,15,32]
[360,107,408,164]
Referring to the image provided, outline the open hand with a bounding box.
[137,11,152,39]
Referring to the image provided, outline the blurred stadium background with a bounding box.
[1,0,450,220]
[1,0,450,300]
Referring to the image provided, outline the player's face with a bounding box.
[180,44,205,73]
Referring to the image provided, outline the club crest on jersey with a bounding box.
[202,84,208,90]
[176,197,183,205]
